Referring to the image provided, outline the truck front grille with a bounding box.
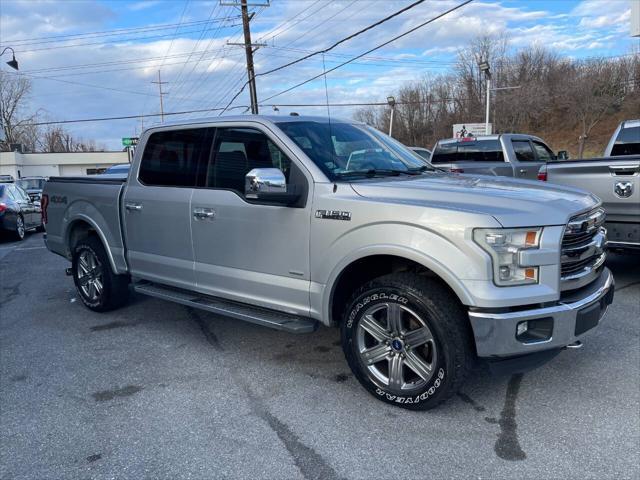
[560,208,607,290]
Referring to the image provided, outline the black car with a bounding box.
[0,183,42,240]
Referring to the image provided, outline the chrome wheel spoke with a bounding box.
[93,278,103,296]
[386,303,403,334]
[404,327,433,348]
[78,257,90,275]
[404,350,433,382]
[360,314,391,342]
[362,343,391,365]
[388,354,404,388]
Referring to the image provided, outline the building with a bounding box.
[0,150,128,179]
[633,0,640,37]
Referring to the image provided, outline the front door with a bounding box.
[190,126,312,315]
[123,127,212,289]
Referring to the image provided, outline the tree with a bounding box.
[0,71,39,152]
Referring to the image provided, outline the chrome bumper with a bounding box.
[469,268,614,358]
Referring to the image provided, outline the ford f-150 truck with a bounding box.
[42,116,614,410]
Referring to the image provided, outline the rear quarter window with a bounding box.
[611,126,640,156]
[431,140,504,163]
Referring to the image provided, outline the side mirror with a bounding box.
[557,150,569,160]
[245,168,300,206]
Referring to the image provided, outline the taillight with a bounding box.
[0,203,6,213]
[537,166,547,181]
[450,168,464,173]
[41,194,49,224]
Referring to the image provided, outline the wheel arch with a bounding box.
[65,216,119,273]
[324,247,475,327]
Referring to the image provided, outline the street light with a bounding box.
[478,60,491,134]
[387,96,396,137]
[0,47,19,71]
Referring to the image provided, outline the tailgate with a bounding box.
[546,159,640,223]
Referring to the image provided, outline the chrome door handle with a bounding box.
[193,208,215,220]
[125,203,142,211]
[519,169,527,174]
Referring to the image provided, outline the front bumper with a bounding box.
[469,268,614,358]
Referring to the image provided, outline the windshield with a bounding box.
[277,121,426,180]
[16,179,46,190]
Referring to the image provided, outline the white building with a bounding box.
[0,151,129,179]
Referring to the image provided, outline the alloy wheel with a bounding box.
[76,250,104,302]
[355,302,438,392]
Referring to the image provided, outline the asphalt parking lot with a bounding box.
[1,232,638,479]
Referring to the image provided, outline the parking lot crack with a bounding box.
[184,307,223,351]
[243,386,342,480]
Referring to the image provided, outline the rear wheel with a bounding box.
[72,236,129,312]
[341,272,474,410]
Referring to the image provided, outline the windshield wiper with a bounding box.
[408,164,447,173]
[335,169,415,179]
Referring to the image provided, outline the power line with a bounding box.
[259,0,473,104]
[218,0,433,114]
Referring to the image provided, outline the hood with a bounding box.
[350,173,600,227]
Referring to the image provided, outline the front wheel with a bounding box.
[341,273,474,410]
[13,215,26,241]
[72,236,129,312]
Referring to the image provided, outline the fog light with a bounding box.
[516,317,553,343]
[499,266,511,280]
[516,321,528,336]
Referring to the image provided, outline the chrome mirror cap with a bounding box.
[245,168,286,198]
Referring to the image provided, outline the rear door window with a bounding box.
[139,128,212,187]
[512,140,536,162]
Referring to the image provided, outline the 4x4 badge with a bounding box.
[315,210,351,221]
[614,181,633,198]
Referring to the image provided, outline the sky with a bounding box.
[1,0,638,150]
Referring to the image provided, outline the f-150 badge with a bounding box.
[315,210,351,221]
[614,181,633,198]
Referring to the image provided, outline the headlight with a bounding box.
[473,228,542,286]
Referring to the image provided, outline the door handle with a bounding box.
[193,208,215,220]
[125,203,142,211]
[519,169,527,174]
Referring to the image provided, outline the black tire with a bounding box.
[13,215,26,241]
[71,235,129,312]
[340,272,474,410]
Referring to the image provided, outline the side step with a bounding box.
[133,281,319,334]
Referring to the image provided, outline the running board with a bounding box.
[133,282,318,334]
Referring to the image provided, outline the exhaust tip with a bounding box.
[565,340,583,350]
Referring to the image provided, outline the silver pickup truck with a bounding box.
[428,134,561,179]
[538,120,640,253]
[42,115,614,410]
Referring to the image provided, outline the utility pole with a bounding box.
[478,60,491,135]
[151,70,169,122]
[224,0,268,114]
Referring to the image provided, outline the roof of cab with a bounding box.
[437,133,544,145]
[149,114,359,130]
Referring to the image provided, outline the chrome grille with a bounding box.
[560,208,607,290]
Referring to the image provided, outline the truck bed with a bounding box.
[43,176,129,273]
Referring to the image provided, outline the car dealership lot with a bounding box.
[1,233,638,479]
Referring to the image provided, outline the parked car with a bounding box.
[0,174,15,183]
[604,119,640,157]
[539,121,640,253]
[409,146,431,161]
[42,115,613,410]
[429,134,561,179]
[16,176,48,202]
[0,183,43,240]
[103,163,130,176]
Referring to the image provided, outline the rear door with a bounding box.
[122,127,212,289]
[11,185,37,227]
[511,139,543,180]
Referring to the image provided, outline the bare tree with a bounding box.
[0,71,39,151]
